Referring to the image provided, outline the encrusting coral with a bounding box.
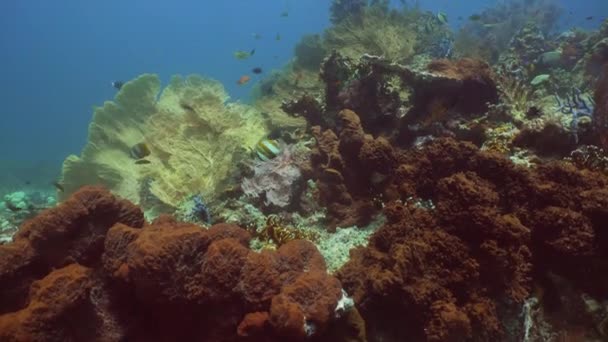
[60,74,269,210]
[330,111,608,340]
[0,187,364,341]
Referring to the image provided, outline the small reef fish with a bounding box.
[252,33,262,40]
[52,181,64,192]
[255,138,281,161]
[180,102,195,112]
[237,75,251,85]
[436,12,448,25]
[586,16,594,21]
[280,11,289,17]
[135,159,152,165]
[276,33,281,41]
[469,14,482,21]
[130,142,151,160]
[234,49,255,60]
[111,81,124,90]
[252,67,263,74]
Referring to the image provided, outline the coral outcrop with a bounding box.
[285,53,498,146]
[0,186,143,315]
[0,187,361,341]
[304,109,396,229]
[335,132,608,341]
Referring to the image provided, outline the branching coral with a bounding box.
[60,74,269,209]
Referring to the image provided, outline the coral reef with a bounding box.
[0,187,363,341]
[335,133,608,341]
[25,3,608,340]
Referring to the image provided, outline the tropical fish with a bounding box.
[234,49,255,60]
[537,50,562,66]
[276,33,281,41]
[135,159,151,165]
[255,138,281,161]
[280,11,289,17]
[180,102,195,112]
[52,181,64,192]
[111,81,124,90]
[252,67,263,74]
[469,14,482,21]
[586,16,594,20]
[130,142,151,160]
[252,33,262,40]
[436,12,448,25]
[237,75,251,85]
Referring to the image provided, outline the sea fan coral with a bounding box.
[241,142,310,208]
[324,6,417,62]
[60,74,269,209]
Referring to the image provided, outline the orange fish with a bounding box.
[237,75,251,85]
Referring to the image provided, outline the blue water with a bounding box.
[0,0,606,167]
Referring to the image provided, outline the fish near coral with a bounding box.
[189,194,211,224]
[254,138,281,161]
[52,181,64,192]
[111,80,124,90]
[130,142,151,160]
